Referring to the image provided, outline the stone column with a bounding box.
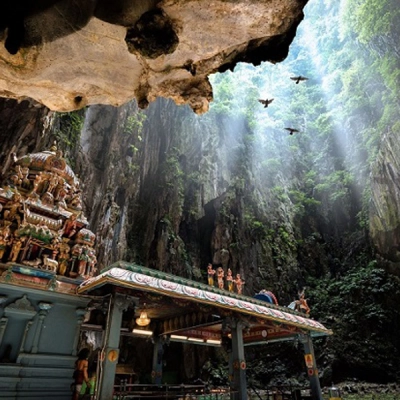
[151,336,164,385]
[0,317,8,347]
[31,302,53,353]
[299,334,323,400]
[230,319,247,400]
[19,321,34,353]
[98,293,134,400]
[0,296,8,346]
[72,308,87,356]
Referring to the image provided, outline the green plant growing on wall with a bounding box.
[288,189,321,217]
[53,110,85,150]
[124,112,147,138]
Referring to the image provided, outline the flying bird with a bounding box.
[284,128,300,135]
[258,98,274,108]
[290,75,308,84]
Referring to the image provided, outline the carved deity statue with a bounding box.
[297,289,310,314]
[3,193,24,226]
[234,274,245,295]
[57,239,71,276]
[86,248,97,277]
[207,263,216,286]
[78,245,89,276]
[45,173,60,195]
[217,267,224,290]
[226,268,233,292]
[61,214,78,238]
[17,166,30,189]
[0,234,10,261]
[9,236,25,262]
[31,172,45,195]
[68,190,83,210]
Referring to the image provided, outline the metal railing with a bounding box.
[113,383,235,399]
[248,384,311,400]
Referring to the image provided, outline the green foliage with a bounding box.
[288,189,321,217]
[161,147,185,214]
[53,110,85,149]
[124,111,147,137]
[314,170,354,203]
[309,263,400,380]
[209,66,260,128]
[244,212,267,239]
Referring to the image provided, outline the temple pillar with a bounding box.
[19,321,34,353]
[230,319,247,400]
[0,317,8,347]
[31,302,52,353]
[151,336,164,384]
[299,334,323,400]
[0,296,8,347]
[72,308,87,356]
[98,293,134,400]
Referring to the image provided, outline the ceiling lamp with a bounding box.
[135,305,151,327]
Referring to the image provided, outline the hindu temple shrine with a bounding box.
[0,146,331,400]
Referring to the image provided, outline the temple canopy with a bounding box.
[78,262,332,346]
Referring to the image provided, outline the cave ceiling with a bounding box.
[0,0,308,114]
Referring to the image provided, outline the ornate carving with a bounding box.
[6,295,35,312]
[0,144,98,281]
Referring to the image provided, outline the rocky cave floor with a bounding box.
[247,382,400,399]
[323,381,400,398]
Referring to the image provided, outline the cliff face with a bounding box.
[370,130,400,271]
[0,96,388,297]
[1,95,400,383]
[0,97,306,301]
[0,0,307,113]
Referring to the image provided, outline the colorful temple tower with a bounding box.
[0,145,96,399]
[0,145,97,282]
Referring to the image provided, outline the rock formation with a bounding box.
[370,131,400,268]
[0,0,307,113]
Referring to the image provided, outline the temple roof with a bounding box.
[78,262,332,344]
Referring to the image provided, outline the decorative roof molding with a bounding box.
[79,263,332,336]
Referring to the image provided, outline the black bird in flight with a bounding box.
[284,127,300,135]
[258,98,274,108]
[290,76,308,84]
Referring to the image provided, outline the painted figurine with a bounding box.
[3,193,24,226]
[57,238,71,276]
[78,245,89,276]
[234,274,245,295]
[62,214,78,238]
[86,249,97,277]
[0,234,10,261]
[217,267,224,290]
[298,289,310,314]
[226,268,234,292]
[9,236,25,262]
[207,263,216,286]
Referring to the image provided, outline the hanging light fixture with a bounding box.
[135,304,151,327]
